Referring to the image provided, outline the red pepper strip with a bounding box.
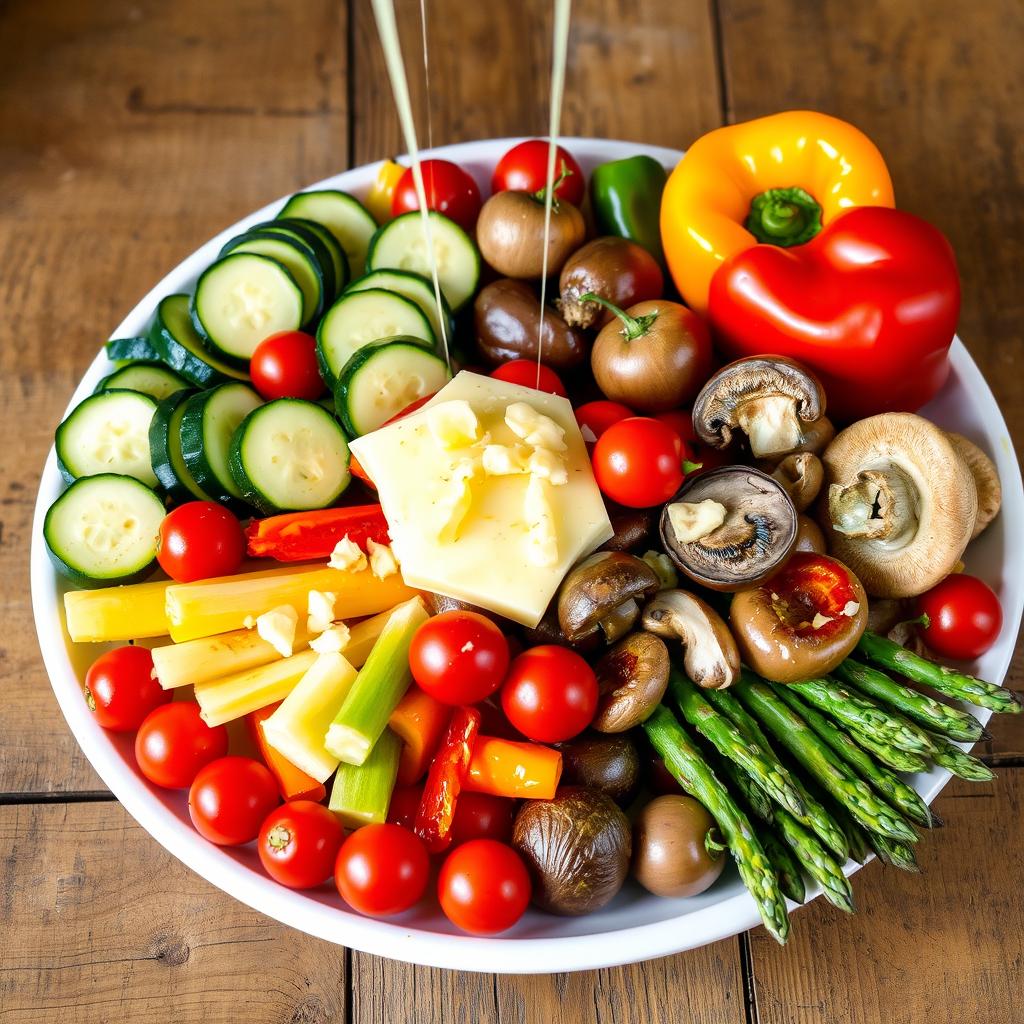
[245,505,389,562]
[349,393,437,488]
[413,705,481,853]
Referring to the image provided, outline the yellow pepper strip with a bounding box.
[661,111,895,313]
[364,158,406,225]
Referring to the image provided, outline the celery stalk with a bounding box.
[262,652,358,783]
[194,649,318,726]
[329,728,401,828]
[325,596,428,765]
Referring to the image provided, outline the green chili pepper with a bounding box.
[589,154,667,266]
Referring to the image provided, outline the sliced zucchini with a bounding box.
[277,190,376,280]
[228,399,351,515]
[180,382,263,507]
[149,389,214,503]
[278,217,349,294]
[44,474,165,587]
[149,294,250,387]
[96,361,191,401]
[367,211,480,313]
[246,220,339,301]
[56,390,159,488]
[316,288,435,387]
[335,339,452,437]
[106,336,160,362]
[219,230,325,326]
[190,253,303,364]
[346,269,453,347]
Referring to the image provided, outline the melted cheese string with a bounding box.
[418,0,434,154]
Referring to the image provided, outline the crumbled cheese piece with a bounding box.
[527,447,569,486]
[367,539,400,580]
[641,550,678,591]
[426,400,481,449]
[524,475,558,567]
[667,499,728,543]
[435,459,478,542]
[328,535,368,573]
[811,612,834,630]
[481,444,530,476]
[256,605,298,658]
[310,622,351,654]
[505,402,567,452]
[242,615,256,630]
[307,590,337,634]
[842,600,861,617]
[460,641,475,653]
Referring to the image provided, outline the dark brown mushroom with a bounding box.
[761,452,823,512]
[598,505,655,553]
[659,466,798,592]
[592,632,670,732]
[692,356,826,459]
[557,551,660,643]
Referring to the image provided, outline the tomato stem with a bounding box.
[579,292,658,340]
[531,160,572,209]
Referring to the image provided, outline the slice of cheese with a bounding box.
[349,371,613,627]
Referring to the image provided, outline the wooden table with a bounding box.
[2,1,1022,1020]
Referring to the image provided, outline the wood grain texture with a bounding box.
[0,801,347,1024]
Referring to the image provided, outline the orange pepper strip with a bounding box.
[388,685,451,786]
[462,736,563,800]
[246,704,327,803]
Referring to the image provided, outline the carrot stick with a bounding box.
[245,505,390,562]
[247,703,327,803]
[388,685,451,785]
[462,736,563,800]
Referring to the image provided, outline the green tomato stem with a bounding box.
[579,292,658,340]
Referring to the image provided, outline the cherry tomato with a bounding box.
[258,800,344,889]
[490,359,567,397]
[917,574,1003,660]
[84,646,169,732]
[156,502,245,583]
[653,410,696,444]
[335,823,429,917]
[409,611,511,706]
[574,400,633,443]
[135,701,229,789]
[501,645,598,743]
[449,793,516,846]
[387,785,423,830]
[592,417,685,508]
[654,410,731,477]
[492,140,585,206]
[249,331,324,401]
[188,756,280,846]
[438,839,531,935]
[392,159,482,232]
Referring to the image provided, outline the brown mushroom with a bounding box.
[947,432,1001,539]
[760,452,823,512]
[641,590,740,690]
[599,505,655,553]
[557,551,660,643]
[820,413,978,598]
[692,356,826,458]
[793,514,827,554]
[558,733,641,806]
[592,632,671,732]
[659,466,798,592]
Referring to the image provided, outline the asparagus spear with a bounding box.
[773,684,936,829]
[846,727,931,774]
[732,674,919,844]
[773,806,854,913]
[703,684,849,861]
[711,746,775,823]
[788,677,937,755]
[835,808,874,865]
[867,831,920,872]
[856,632,1023,715]
[669,670,807,818]
[833,659,987,743]
[644,706,790,944]
[927,733,996,782]
[759,824,806,905]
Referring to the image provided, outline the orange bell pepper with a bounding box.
[660,111,895,313]
[246,704,326,802]
[388,684,451,785]
[462,736,562,800]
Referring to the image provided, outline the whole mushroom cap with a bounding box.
[557,551,660,642]
[947,432,1001,539]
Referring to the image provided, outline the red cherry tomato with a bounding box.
[916,574,1003,660]
[574,400,634,443]
[409,611,511,706]
[438,839,531,935]
[592,417,685,508]
[84,646,169,732]
[249,331,324,401]
[653,410,696,444]
[135,701,229,789]
[492,140,585,206]
[387,785,424,830]
[490,359,567,397]
[258,800,344,889]
[156,502,245,583]
[654,410,731,477]
[449,793,516,846]
[188,756,280,846]
[335,823,429,917]
[501,645,598,743]
[392,159,482,232]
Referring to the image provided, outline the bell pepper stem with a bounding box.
[579,292,658,340]
[746,187,823,247]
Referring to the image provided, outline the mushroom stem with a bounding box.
[828,466,919,544]
[736,395,803,457]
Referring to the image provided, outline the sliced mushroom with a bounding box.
[821,413,978,598]
[692,356,826,458]
[947,432,1001,539]
[557,551,660,643]
[659,466,798,592]
[760,452,823,512]
[592,632,671,732]
[641,590,740,689]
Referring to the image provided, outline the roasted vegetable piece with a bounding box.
[592,632,670,732]
[559,733,641,806]
[772,806,853,913]
[245,505,390,561]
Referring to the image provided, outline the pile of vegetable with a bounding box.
[46,113,1018,943]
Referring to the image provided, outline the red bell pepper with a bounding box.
[707,207,960,421]
[245,505,389,562]
[413,705,481,853]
